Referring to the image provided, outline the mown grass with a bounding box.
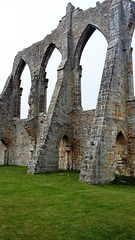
[0,166,135,240]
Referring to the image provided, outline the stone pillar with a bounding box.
[28,72,39,118]
[13,86,23,118]
[127,47,134,98]
[74,65,82,109]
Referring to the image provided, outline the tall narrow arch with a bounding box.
[0,140,9,165]
[20,65,31,118]
[41,43,56,69]
[59,135,72,170]
[14,59,26,88]
[74,25,96,67]
[115,131,128,176]
[13,59,31,119]
[74,24,107,67]
[81,30,107,110]
[39,44,62,113]
[74,24,107,110]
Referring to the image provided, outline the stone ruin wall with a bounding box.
[126,99,135,175]
[0,0,135,184]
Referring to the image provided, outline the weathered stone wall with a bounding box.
[0,0,135,184]
[126,98,135,177]
[72,109,95,170]
[0,119,32,166]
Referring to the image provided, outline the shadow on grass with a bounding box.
[111,175,135,186]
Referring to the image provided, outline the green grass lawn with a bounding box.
[0,166,135,240]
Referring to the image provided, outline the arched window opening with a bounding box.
[115,131,129,176]
[0,140,9,165]
[131,30,135,95]
[59,135,72,170]
[20,64,31,119]
[80,30,107,110]
[46,48,61,111]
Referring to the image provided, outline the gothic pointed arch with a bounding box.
[14,59,26,88]
[74,24,108,68]
[73,24,108,109]
[59,135,73,170]
[115,131,129,176]
[13,58,31,118]
[74,25,95,68]
[41,43,55,69]
[38,43,62,113]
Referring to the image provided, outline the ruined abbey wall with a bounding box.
[0,0,135,184]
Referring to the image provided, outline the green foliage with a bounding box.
[0,166,135,240]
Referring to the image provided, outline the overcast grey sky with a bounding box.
[0,0,134,118]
